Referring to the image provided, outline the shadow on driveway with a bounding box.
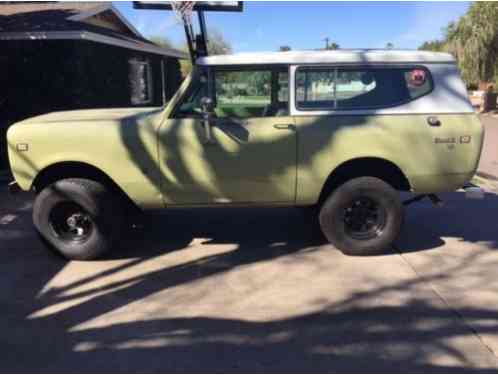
[1,188,498,372]
[395,191,498,254]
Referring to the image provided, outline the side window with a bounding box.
[296,66,433,111]
[278,71,289,102]
[215,70,271,119]
[335,70,376,109]
[215,69,289,118]
[296,69,335,108]
[176,74,208,117]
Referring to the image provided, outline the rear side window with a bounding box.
[296,66,433,111]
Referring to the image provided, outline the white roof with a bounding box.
[197,49,455,66]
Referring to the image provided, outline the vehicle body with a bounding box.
[7,50,484,260]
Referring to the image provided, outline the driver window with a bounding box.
[215,68,289,118]
[176,75,208,117]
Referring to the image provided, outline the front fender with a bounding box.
[7,119,164,209]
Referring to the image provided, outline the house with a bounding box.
[0,2,187,173]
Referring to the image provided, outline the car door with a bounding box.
[158,67,297,206]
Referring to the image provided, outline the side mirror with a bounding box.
[200,97,215,113]
[200,97,214,144]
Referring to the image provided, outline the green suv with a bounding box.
[7,50,484,260]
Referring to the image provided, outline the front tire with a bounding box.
[319,177,404,256]
[33,178,123,260]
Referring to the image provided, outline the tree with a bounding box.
[417,2,498,90]
[279,45,292,52]
[322,38,339,50]
[445,2,498,85]
[418,39,446,52]
[178,29,233,78]
[207,29,233,56]
[386,42,394,50]
[149,36,174,49]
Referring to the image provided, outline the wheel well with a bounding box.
[32,162,140,214]
[318,158,411,206]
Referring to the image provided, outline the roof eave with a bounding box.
[0,31,187,59]
[66,3,145,40]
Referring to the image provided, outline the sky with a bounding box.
[114,1,471,52]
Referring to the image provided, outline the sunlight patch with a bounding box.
[0,214,17,225]
[28,279,142,320]
[74,341,100,352]
[115,338,175,349]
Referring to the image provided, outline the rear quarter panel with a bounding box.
[295,113,484,204]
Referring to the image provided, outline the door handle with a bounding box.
[427,116,441,127]
[273,124,295,130]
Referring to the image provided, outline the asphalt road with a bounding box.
[1,180,498,372]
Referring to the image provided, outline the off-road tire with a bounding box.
[33,178,124,260]
[319,177,404,256]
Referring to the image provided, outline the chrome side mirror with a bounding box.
[200,97,214,144]
[200,97,214,113]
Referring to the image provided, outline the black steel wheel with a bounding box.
[33,178,123,260]
[343,196,387,240]
[319,177,404,256]
[48,202,94,243]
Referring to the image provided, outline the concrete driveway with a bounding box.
[1,179,498,373]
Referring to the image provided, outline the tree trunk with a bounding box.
[482,92,497,112]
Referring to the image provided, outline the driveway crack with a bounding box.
[394,245,498,359]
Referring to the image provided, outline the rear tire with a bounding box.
[33,178,123,260]
[319,177,404,256]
